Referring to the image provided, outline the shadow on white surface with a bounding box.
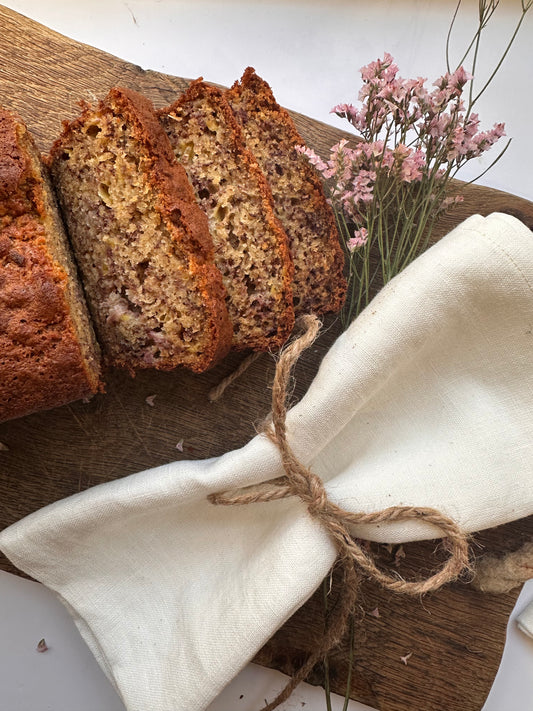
[482,579,533,711]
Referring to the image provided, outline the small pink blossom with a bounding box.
[399,149,425,182]
[362,140,386,159]
[331,102,357,119]
[36,638,49,653]
[464,112,481,138]
[448,66,473,90]
[380,147,396,169]
[439,195,464,213]
[360,52,398,84]
[347,228,368,251]
[400,651,413,665]
[295,144,328,173]
[431,67,472,107]
[331,102,364,130]
[393,143,410,160]
[472,123,506,154]
[427,113,453,139]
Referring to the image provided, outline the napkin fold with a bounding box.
[1,212,533,711]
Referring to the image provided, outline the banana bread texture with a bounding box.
[0,107,102,424]
[226,67,347,315]
[48,87,232,373]
[159,80,295,352]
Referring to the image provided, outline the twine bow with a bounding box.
[209,314,471,710]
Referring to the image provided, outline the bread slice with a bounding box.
[158,80,294,352]
[226,68,347,315]
[0,107,102,424]
[48,87,232,373]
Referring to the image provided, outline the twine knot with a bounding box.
[209,314,471,711]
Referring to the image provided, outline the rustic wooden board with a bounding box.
[0,5,531,710]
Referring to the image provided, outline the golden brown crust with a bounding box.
[0,108,103,424]
[159,79,295,352]
[49,87,232,372]
[226,68,347,315]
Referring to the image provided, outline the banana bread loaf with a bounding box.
[48,87,232,373]
[158,80,294,352]
[0,107,102,424]
[226,68,347,315]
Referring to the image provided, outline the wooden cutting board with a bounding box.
[0,5,531,710]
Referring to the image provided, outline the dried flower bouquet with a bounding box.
[300,0,532,327]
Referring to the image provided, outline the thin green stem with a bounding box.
[322,578,334,711]
[451,0,498,72]
[470,5,531,110]
[446,1,462,72]
[341,615,356,711]
[467,3,485,109]
[459,137,512,186]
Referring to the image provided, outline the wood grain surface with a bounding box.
[0,5,531,710]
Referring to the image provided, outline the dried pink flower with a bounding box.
[294,145,328,173]
[400,651,413,665]
[36,638,49,653]
[360,51,398,84]
[347,228,368,252]
[399,149,426,183]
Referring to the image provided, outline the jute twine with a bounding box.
[208,351,263,402]
[209,314,471,711]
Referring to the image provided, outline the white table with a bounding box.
[0,2,532,709]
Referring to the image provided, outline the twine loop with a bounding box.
[209,314,471,710]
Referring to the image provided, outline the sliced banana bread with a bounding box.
[0,107,102,424]
[48,87,232,373]
[158,80,294,352]
[226,67,347,315]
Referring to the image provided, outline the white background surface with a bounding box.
[0,1,532,710]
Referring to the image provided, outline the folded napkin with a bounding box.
[1,212,533,711]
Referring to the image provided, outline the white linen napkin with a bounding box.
[1,212,533,711]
